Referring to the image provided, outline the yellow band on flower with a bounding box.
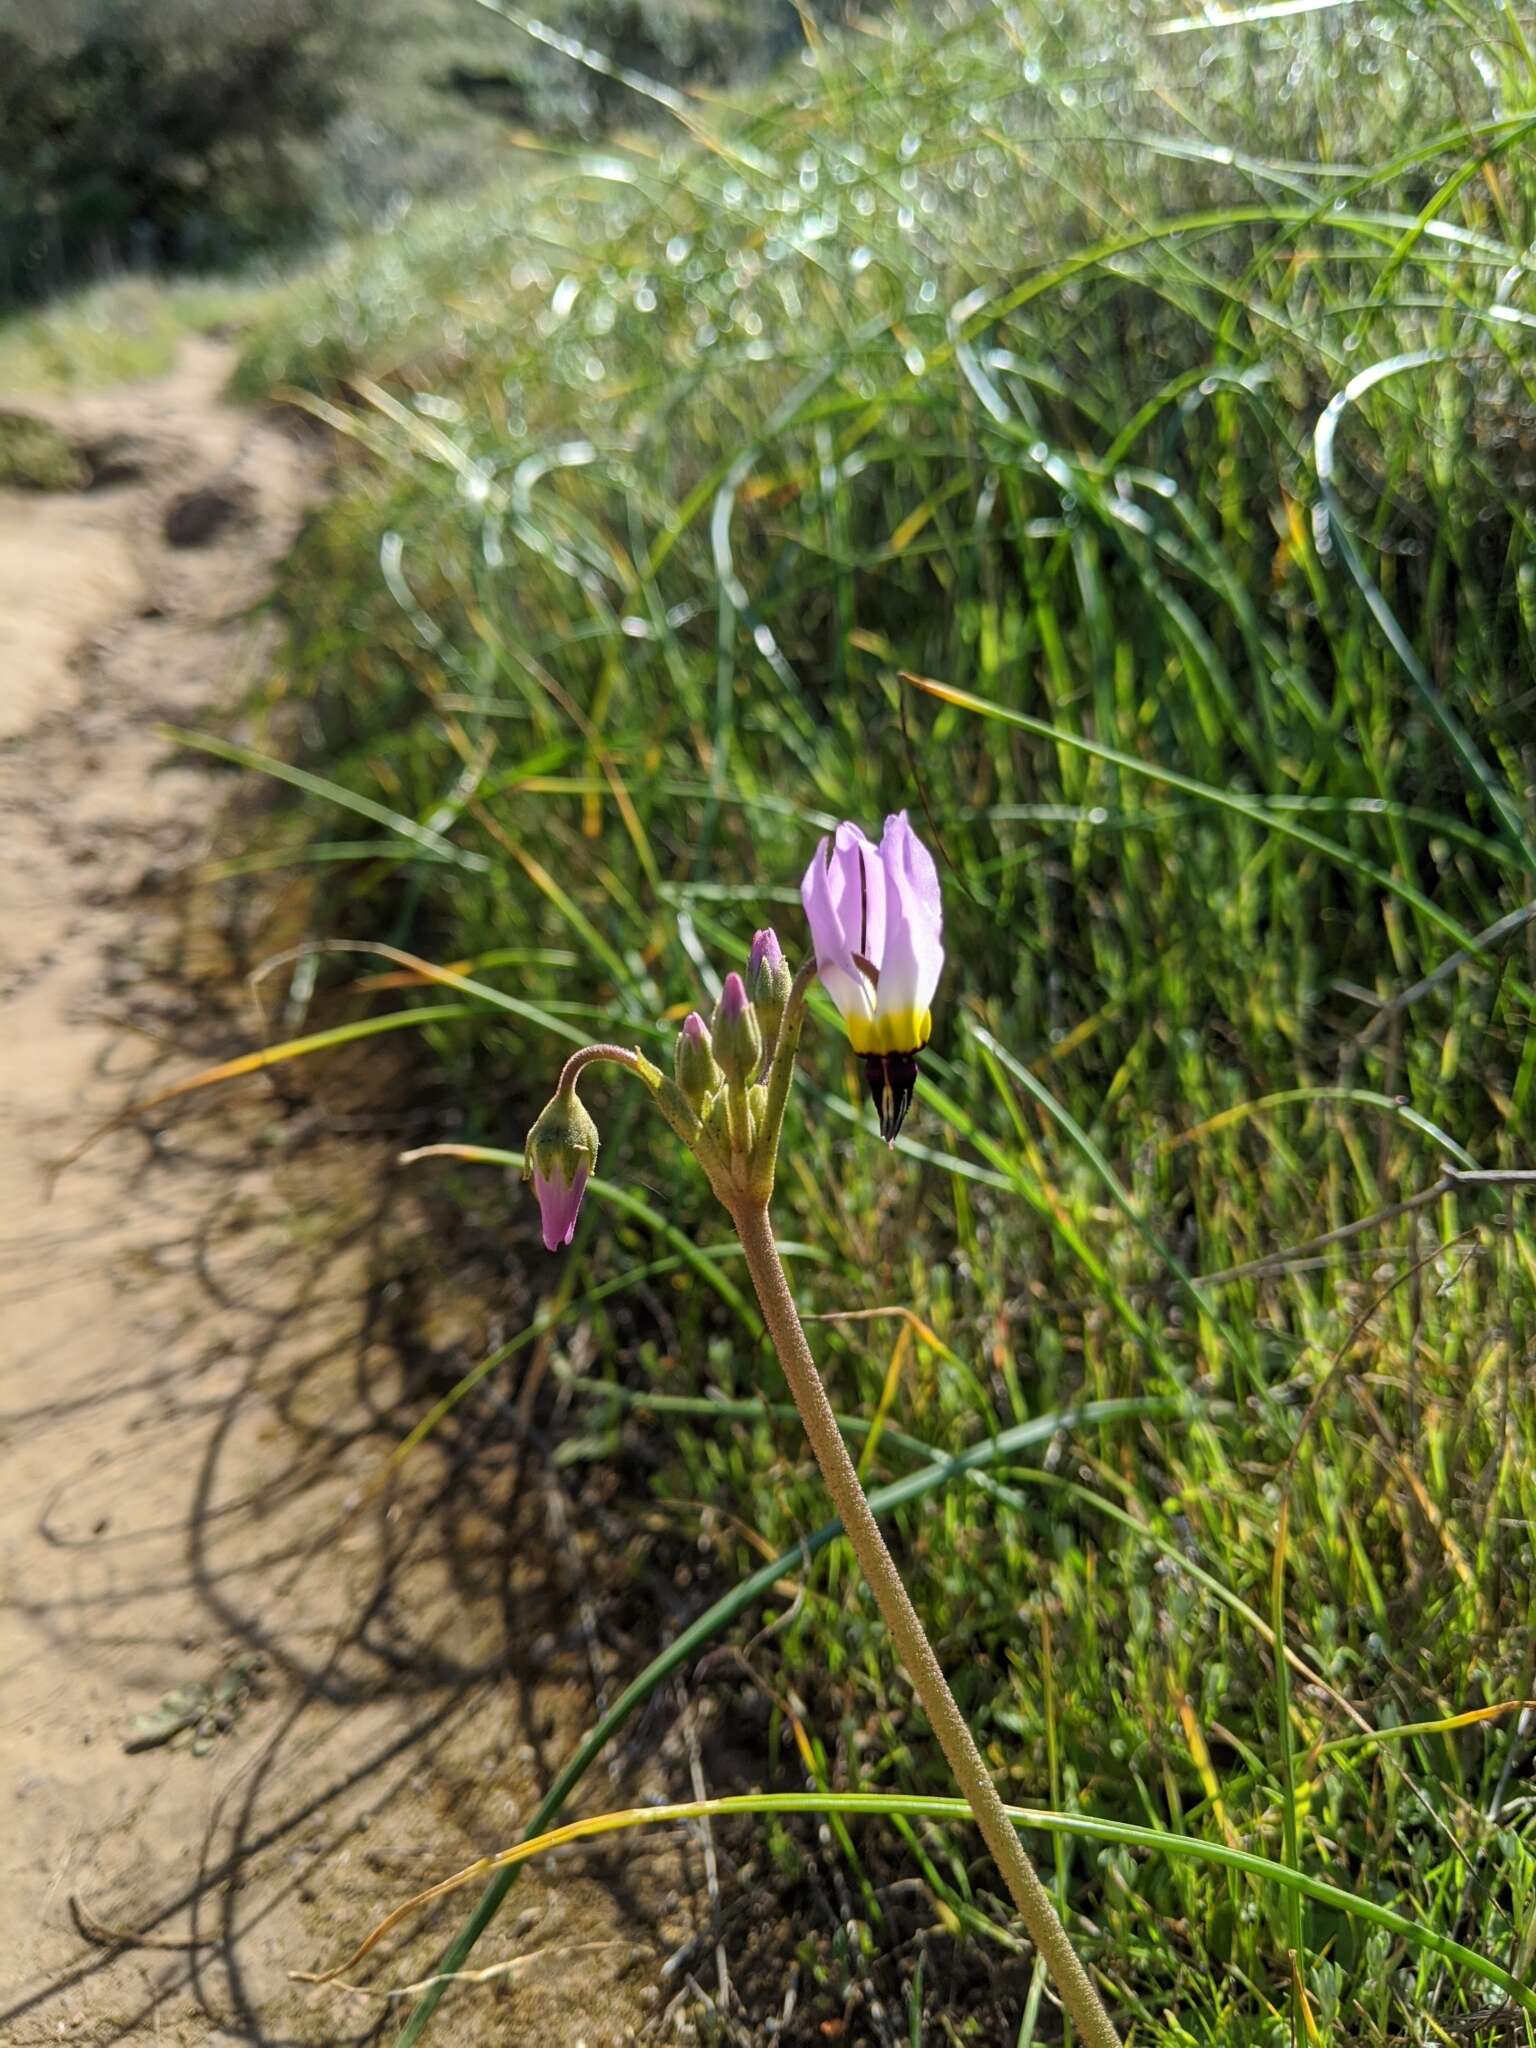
[846,1008,931,1056]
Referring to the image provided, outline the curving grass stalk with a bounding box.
[306,1790,1536,2017]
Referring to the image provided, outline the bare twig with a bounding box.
[682,1694,732,2016]
[70,1894,211,1952]
[317,1937,649,2002]
[1198,1165,1536,1289]
[1346,905,1536,1059]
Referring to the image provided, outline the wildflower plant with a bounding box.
[522,811,1123,2047]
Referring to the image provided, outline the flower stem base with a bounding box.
[729,1198,1124,2048]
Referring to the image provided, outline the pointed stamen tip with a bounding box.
[863,1048,920,1147]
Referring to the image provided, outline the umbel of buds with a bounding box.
[519,813,949,1252]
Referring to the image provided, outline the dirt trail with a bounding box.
[0,343,693,2046]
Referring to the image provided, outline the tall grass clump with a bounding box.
[228,2,1536,2038]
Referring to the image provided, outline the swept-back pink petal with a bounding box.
[831,820,888,967]
[879,811,941,933]
[532,1159,590,1252]
[803,811,942,1055]
[873,899,941,1045]
[801,829,878,1029]
[874,811,944,1030]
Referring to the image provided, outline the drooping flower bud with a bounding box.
[747,926,792,1059]
[523,1084,599,1252]
[674,1009,722,1113]
[710,970,762,1086]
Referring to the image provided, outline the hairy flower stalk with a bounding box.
[728,1204,1122,2048]
[519,850,1123,2046]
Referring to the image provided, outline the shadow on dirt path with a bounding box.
[0,342,697,2047]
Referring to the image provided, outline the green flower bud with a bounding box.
[523,1084,600,1252]
[674,1010,722,1113]
[748,927,791,1061]
[710,971,762,1086]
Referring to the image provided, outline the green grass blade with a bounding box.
[902,672,1519,970]
[361,1790,1536,2019]
[160,726,491,873]
[1313,351,1536,875]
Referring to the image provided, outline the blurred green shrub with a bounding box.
[0,410,86,488]
[0,0,816,309]
[0,0,354,302]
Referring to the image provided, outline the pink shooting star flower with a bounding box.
[800,810,944,1143]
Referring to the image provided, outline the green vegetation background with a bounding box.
[12,2,1536,2040]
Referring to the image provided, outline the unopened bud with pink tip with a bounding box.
[747,926,791,1058]
[674,1009,722,1113]
[710,970,761,1086]
[523,1083,599,1252]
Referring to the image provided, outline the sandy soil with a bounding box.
[0,343,698,2047]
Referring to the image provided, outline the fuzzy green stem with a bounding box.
[556,1041,650,1092]
[555,1039,715,1164]
[726,1078,752,1157]
[748,957,817,1199]
[730,1196,1124,2048]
